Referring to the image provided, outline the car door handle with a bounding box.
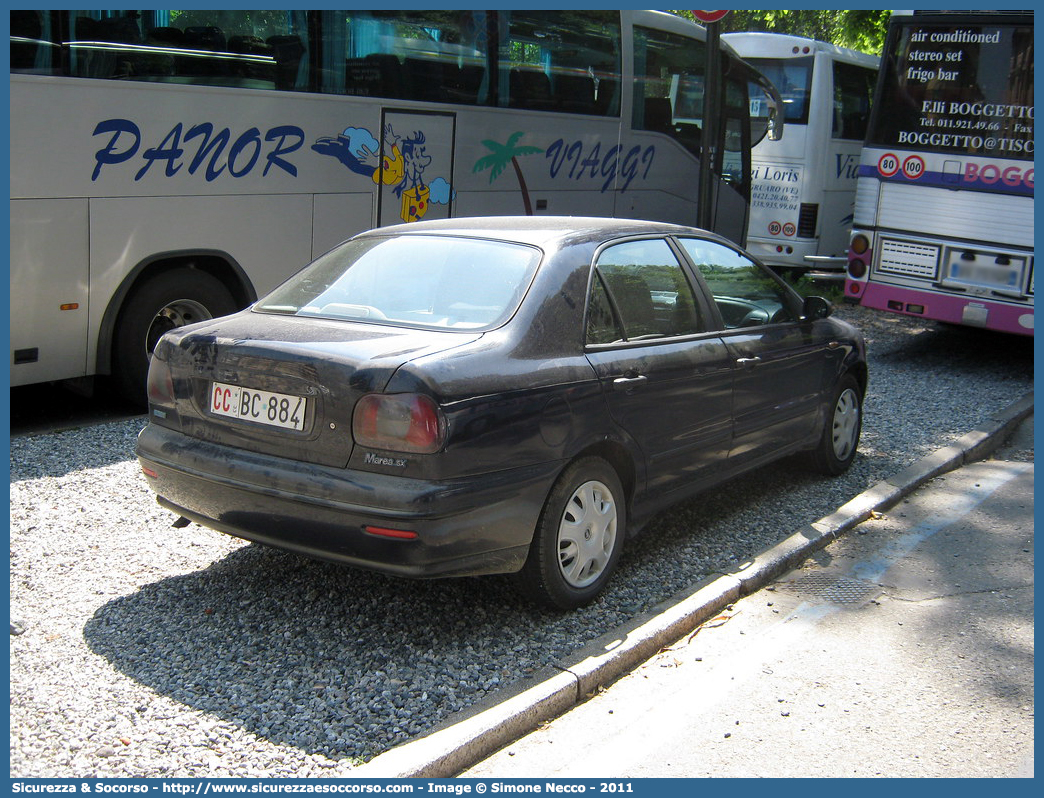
[736,357,762,368]
[612,375,648,391]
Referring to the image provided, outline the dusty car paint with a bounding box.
[137,216,867,607]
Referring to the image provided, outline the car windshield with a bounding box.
[255,234,542,330]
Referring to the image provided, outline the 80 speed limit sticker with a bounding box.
[877,153,900,177]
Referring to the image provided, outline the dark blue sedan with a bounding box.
[137,217,866,609]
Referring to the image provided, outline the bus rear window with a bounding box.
[743,57,813,125]
[867,20,1033,159]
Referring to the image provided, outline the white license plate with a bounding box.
[210,382,307,431]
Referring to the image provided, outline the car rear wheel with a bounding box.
[515,457,626,610]
[113,268,237,406]
[810,374,862,475]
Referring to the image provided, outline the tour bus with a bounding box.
[10,9,781,401]
[723,32,878,279]
[844,10,1033,336]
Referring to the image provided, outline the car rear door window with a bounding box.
[588,238,703,343]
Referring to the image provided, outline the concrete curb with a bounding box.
[357,392,1033,778]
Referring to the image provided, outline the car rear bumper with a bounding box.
[136,424,561,578]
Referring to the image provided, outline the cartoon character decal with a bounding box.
[312,123,453,223]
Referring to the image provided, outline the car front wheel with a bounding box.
[515,457,626,610]
[810,373,862,475]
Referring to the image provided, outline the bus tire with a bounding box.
[113,268,237,405]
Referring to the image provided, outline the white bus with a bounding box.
[723,32,878,279]
[844,11,1033,336]
[10,9,781,401]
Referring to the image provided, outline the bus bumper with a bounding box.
[859,282,1034,336]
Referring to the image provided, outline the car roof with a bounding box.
[354,216,723,249]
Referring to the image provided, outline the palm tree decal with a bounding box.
[472,132,544,215]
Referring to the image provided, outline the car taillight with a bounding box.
[353,394,446,454]
[146,353,175,408]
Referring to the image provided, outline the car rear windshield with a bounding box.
[255,234,542,330]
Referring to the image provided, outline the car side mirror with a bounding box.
[802,295,832,320]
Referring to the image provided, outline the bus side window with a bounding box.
[554,72,596,114]
[499,10,621,116]
[510,67,554,110]
[594,77,620,116]
[631,24,705,157]
[322,10,489,104]
[267,34,307,91]
[53,11,311,90]
[833,61,876,140]
[10,10,56,74]
[720,76,750,196]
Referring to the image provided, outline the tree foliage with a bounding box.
[674,10,891,56]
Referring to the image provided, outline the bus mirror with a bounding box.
[762,87,783,141]
[750,105,781,145]
[767,108,783,141]
[803,295,832,320]
[751,117,769,146]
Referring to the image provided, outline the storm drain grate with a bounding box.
[776,573,881,607]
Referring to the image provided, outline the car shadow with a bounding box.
[80,454,834,764]
[81,542,596,763]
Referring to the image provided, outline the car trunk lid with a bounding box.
[160,310,479,468]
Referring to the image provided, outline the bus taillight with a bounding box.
[848,260,867,279]
[847,233,871,282]
[850,234,870,256]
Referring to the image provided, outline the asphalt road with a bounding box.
[461,418,1035,778]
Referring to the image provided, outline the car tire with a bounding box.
[515,457,626,610]
[809,373,862,475]
[113,269,237,405]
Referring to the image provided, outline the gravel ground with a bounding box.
[9,304,1033,778]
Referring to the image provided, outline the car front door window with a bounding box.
[677,238,797,329]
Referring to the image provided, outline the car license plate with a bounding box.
[210,382,307,431]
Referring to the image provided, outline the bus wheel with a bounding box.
[113,269,237,405]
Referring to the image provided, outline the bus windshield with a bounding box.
[867,17,1033,160]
